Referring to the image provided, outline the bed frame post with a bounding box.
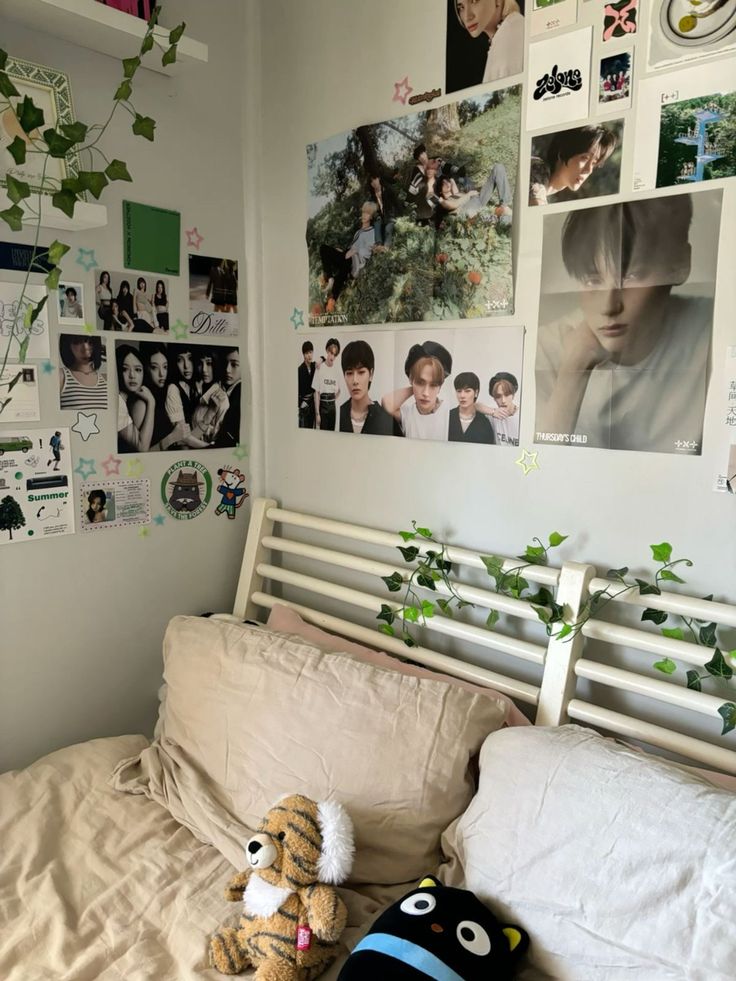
[232,497,278,620]
[535,561,596,726]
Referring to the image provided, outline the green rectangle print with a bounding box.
[123,200,181,276]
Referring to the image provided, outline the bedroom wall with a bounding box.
[0,0,252,772]
[255,4,735,655]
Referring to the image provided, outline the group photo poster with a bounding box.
[528,120,623,207]
[59,334,108,413]
[299,325,524,446]
[0,427,74,545]
[0,363,40,422]
[534,189,723,455]
[188,254,239,337]
[93,268,172,333]
[632,60,735,191]
[0,282,50,360]
[306,84,521,327]
[115,339,241,453]
[597,50,634,114]
[531,0,578,39]
[80,478,151,533]
[647,0,736,71]
[445,0,525,95]
[525,27,593,132]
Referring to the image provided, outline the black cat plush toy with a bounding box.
[338,876,528,980]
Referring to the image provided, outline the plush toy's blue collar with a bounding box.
[351,933,466,981]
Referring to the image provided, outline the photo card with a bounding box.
[597,51,634,113]
[56,280,87,326]
[58,333,108,412]
[528,119,623,206]
[94,268,171,333]
[80,478,151,532]
[188,254,239,337]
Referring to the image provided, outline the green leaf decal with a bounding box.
[653,658,677,675]
[650,542,672,563]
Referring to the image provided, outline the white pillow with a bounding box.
[440,725,736,981]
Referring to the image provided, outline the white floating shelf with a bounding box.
[0,189,107,231]
[0,0,208,76]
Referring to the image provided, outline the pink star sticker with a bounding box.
[393,76,413,105]
[101,453,122,477]
[185,226,204,250]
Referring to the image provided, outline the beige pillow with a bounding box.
[440,725,736,980]
[114,615,508,885]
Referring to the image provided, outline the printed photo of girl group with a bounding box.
[528,122,623,207]
[298,326,523,446]
[307,86,521,326]
[115,340,241,453]
[95,269,170,333]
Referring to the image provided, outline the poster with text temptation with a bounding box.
[306,85,521,327]
[534,189,722,455]
[298,326,524,446]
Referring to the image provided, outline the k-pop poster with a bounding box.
[445,0,525,95]
[188,254,239,337]
[299,325,524,446]
[534,189,723,454]
[306,85,521,327]
[115,339,241,453]
[94,268,172,333]
[528,120,623,207]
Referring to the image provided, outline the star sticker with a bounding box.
[126,458,144,478]
[74,457,97,480]
[392,76,413,105]
[232,443,248,460]
[170,319,189,340]
[71,411,100,442]
[515,449,540,476]
[76,247,98,272]
[289,307,304,329]
[153,514,166,526]
[41,360,54,374]
[82,322,96,335]
[101,453,122,477]
[138,526,151,539]
[185,226,204,250]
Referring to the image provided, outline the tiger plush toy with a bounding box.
[209,794,355,979]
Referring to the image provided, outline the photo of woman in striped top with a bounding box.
[59,335,108,411]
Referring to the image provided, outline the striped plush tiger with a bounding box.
[209,793,354,979]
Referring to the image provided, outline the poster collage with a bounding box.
[300,0,735,484]
[0,218,244,544]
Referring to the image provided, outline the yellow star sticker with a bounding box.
[515,449,540,476]
[82,322,96,335]
[138,526,151,539]
[126,458,144,478]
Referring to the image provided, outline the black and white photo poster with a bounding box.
[526,27,593,131]
[534,189,723,454]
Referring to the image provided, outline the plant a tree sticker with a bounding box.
[160,459,211,520]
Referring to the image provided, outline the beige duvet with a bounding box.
[0,735,401,981]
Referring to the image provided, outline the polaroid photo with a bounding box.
[597,50,634,114]
[56,281,86,326]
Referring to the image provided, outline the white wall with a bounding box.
[256,2,735,642]
[0,0,250,772]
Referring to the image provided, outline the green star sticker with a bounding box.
[170,319,189,340]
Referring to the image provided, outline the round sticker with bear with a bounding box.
[161,460,212,520]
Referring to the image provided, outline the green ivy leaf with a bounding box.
[437,598,453,617]
[532,604,551,625]
[481,554,503,574]
[399,531,416,542]
[606,566,629,580]
[699,623,718,647]
[486,609,499,629]
[507,575,529,599]
[132,113,156,140]
[438,559,452,574]
[415,526,433,539]
[685,670,702,692]
[0,50,8,70]
[0,204,24,231]
[60,177,86,195]
[556,623,573,640]
[650,542,673,563]
[47,240,71,265]
[123,56,141,78]
[0,71,20,98]
[642,608,668,626]
[416,573,436,591]
[635,579,661,596]
[17,95,45,134]
[169,22,186,44]
[729,649,736,662]
[45,266,61,290]
[660,569,686,584]
[78,170,109,199]
[653,658,677,675]
[43,128,74,158]
[402,606,419,623]
[29,295,47,325]
[378,623,395,637]
[114,79,133,101]
[381,572,403,593]
[661,627,684,641]
[420,600,435,619]
[403,636,417,648]
[141,34,154,55]
[704,650,733,680]
[588,588,610,614]
[6,135,26,165]
[17,333,29,362]
[105,159,132,182]
[162,45,177,67]
[548,531,568,547]
[398,545,419,563]
[376,604,394,626]
[520,544,545,561]
[5,174,30,204]
[718,702,736,736]
[51,189,77,218]
[60,121,88,144]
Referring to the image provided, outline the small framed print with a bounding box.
[56,280,87,326]
[0,56,81,195]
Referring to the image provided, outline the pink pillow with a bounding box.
[266,603,530,727]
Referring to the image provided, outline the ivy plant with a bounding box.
[0,4,184,400]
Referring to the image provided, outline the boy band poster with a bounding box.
[298,326,524,447]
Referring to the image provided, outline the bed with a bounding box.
[1,497,734,980]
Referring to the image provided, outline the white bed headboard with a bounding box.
[234,498,736,776]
